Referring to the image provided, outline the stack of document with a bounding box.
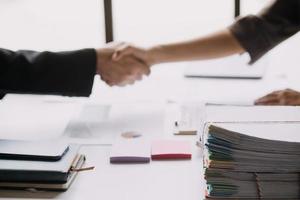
[0,140,85,191]
[203,122,300,199]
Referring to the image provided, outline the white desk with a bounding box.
[0,35,299,200]
[0,141,204,200]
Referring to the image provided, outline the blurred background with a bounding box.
[0,0,271,50]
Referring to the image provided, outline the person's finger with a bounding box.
[259,90,288,103]
[285,88,296,93]
[113,45,145,62]
[128,80,135,85]
[254,95,277,105]
[112,44,134,61]
[283,91,300,100]
[117,78,135,87]
[116,83,127,87]
[255,89,300,105]
[102,78,112,86]
[100,74,114,86]
[272,89,287,94]
[136,74,143,81]
[255,95,279,103]
[115,74,131,87]
[144,66,151,76]
[255,99,280,105]
[264,101,282,105]
[105,80,115,87]
[254,96,281,105]
[258,91,296,105]
[100,76,106,82]
[104,75,117,86]
[255,99,279,105]
[105,67,128,86]
[132,60,151,76]
[275,98,289,105]
[264,91,280,98]
[279,94,300,105]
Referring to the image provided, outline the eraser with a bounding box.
[110,138,150,164]
[151,140,192,160]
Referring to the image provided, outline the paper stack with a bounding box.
[203,122,300,199]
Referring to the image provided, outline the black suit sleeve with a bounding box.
[229,0,300,64]
[0,48,96,97]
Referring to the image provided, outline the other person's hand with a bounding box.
[255,89,300,105]
[96,43,150,86]
[112,43,156,66]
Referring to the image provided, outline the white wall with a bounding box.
[241,0,271,15]
[113,0,234,46]
[0,0,104,51]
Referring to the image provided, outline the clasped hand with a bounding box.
[96,43,152,87]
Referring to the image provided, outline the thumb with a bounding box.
[112,45,133,61]
[112,45,144,61]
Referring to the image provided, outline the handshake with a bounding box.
[96,43,156,87]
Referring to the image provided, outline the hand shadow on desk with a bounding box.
[0,189,60,199]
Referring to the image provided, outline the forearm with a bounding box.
[0,48,96,96]
[148,29,245,65]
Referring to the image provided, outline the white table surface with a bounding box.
[0,34,299,200]
[0,141,204,200]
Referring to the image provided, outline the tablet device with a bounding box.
[184,55,267,79]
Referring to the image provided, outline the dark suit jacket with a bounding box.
[229,0,300,64]
[0,48,96,98]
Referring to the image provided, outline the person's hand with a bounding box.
[255,89,300,105]
[112,43,157,66]
[96,43,150,86]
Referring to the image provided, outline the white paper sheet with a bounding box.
[63,103,167,144]
[0,94,82,140]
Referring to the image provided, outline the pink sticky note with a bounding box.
[151,140,192,160]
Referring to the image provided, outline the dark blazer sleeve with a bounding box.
[229,0,300,64]
[0,48,96,97]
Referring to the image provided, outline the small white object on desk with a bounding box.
[173,102,204,136]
